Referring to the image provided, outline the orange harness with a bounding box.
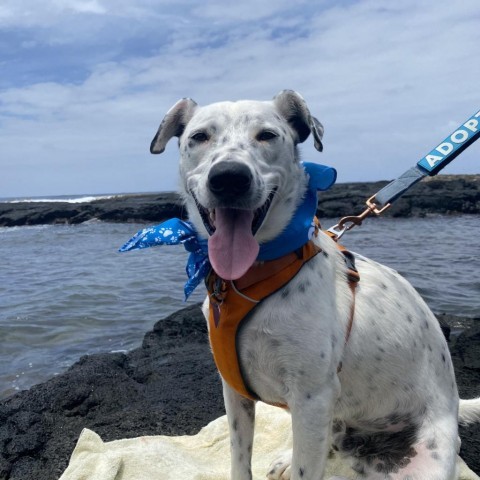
[206,228,359,403]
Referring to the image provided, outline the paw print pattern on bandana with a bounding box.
[120,223,191,251]
[119,219,209,300]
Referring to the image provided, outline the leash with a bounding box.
[328,109,480,240]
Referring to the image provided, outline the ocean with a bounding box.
[0,211,479,399]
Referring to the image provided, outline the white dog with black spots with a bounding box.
[149,90,480,480]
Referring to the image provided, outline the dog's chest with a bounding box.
[232,260,345,405]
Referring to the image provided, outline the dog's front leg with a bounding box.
[289,386,337,480]
[223,381,256,480]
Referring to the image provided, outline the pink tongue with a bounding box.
[208,208,259,280]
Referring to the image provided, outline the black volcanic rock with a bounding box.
[316,174,480,218]
[0,305,224,480]
[0,306,479,480]
[0,175,478,227]
[0,193,185,227]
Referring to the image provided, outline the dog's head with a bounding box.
[150,90,324,279]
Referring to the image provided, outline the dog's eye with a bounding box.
[190,132,209,143]
[256,130,278,142]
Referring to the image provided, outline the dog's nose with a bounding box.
[208,162,253,198]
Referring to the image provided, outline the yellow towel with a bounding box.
[59,402,478,480]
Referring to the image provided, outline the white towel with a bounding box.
[59,402,478,480]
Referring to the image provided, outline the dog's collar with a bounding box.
[119,162,336,299]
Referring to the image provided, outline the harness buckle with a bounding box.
[211,276,228,303]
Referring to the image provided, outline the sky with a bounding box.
[0,0,479,198]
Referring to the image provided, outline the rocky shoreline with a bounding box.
[1,174,479,227]
[0,305,479,480]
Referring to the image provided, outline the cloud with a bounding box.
[0,0,479,197]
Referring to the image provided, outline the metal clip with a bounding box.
[327,195,391,240]
[210,276,227,304]
[365,195,391,216]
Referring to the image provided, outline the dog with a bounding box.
[149,90,480,480]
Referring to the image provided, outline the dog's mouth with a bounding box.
[192,189,277,280]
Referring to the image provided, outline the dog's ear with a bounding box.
[150,98,198,154]
[273,90,324,152]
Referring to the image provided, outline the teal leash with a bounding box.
[328,109,480,239]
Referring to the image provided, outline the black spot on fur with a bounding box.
[387,413,403,425]
[298,280,311,293]
[240,399,255,422]
[232,419,238,431]
[322,251,329,258]
[333,420,344,434]
[424,321,430,329]
[352,462,366,475]
[305,257,317,271]
[407,314,413,323]
[299,468,305,477]
[381,283,388,290]
[375,461,399,474]
[431,451,441,460]
[336,421,418,474]
[281,288,290,299]
[426,438,438,450]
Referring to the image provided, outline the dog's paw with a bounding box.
[267,451,292,480]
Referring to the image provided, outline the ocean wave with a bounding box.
[4,195,118,204]
[0,224,53,234]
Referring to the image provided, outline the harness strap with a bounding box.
[325,231,360,367]
[207,226,360,403]
[234,248,304,291]
[207,240,322,402]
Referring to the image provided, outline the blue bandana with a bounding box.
[119,161,336,299]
